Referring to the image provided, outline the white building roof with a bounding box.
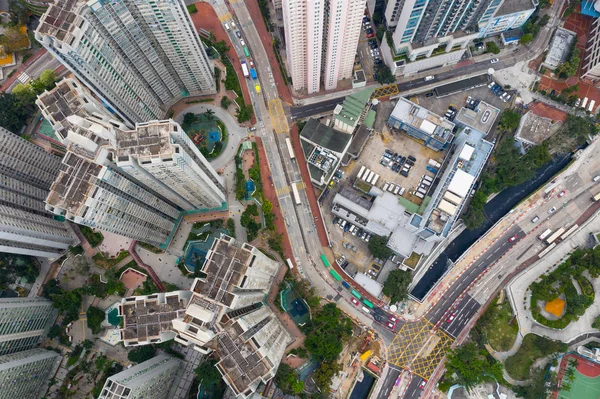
[447,169,475,198]
[420,119,436,134]
[438,199,457,216]
[353,273,383,298]
[459,144,475,161]
[443,191,462,205]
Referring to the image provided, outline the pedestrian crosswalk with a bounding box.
[275,182,306,196]
[218,12,231,22]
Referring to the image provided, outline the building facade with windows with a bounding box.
[0,298,58,356]
[478,0,536,37]
[282,0,367,94]
[0,348,61,399]
[35,0,215,125]
[98,354,183,399]
[0,127,73,258]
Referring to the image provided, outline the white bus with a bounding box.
[538,243,556,258]
[560,224,579,241]
[538,228,552,241]
[371,174,380,186]
[589,100,596,113]
[362,168,371,181]
[286,258,295,270]
[366,170,375,183]
[357,166,366,180]
[285,138,295,159]
[582,97,589,109]
[291,183,301,205]
[546,227,565,244]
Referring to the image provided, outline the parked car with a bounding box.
[351,298,359,306]
[490,58,499,64]
[558,190,566,198]
[548,206,557,214]
[426,92,434,97]
[419,380,427,390]
[387,322,395,329]
[531,216,539,223]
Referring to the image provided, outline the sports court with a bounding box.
[556,353,600,399]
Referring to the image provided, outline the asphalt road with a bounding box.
[378,366,400,399]
[441,294,481,338]
[425,225,525,326]
[404,376,425,399]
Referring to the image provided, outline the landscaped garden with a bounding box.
[181,110,227,160]
[79,225,104,247]
[504,334,567,380]
[529,247,598,329]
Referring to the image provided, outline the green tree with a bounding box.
[12,83,37,106]
[520,33,534,45]
[382,269,412,303]
[498,109,521,132]
[275,363,304,395]
[374,64,396,85]
[195,358,226,397]
[445,343,502,392]
[0,93,30,132]
[593,315,600,329]
[221,96,231,109]
[376,25,386,42]
[38,70,58,91]
[86,306,106,334]
[512,367,549,399]
[539,14,550,26]
[485,41,500,54]
[367,235,393,259]
[236,102,253,123]
[226,218,236,238]
[48,324,62,339]
[303,303,352,361]
[183,113,196,126]
[203,109,215,121]
[312,361,341,392]
[127,345,155,363]
[372,12,382,24]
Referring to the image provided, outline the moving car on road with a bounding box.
[549,207,557,214]
[558,190,566,198]
[447,313,455,323]
[490,58,499,63]
[351,298,359,306]
[419,380,427,390]
[508,234,518,243]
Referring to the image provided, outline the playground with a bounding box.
[182,111,227,159]
[280,285,311,326]
[556,353,600,399]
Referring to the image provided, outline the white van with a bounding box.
[594,175,600,182]
[424,75,435,81]
[383,183,390,191]
[230,21,236,28]
[224,23,230,31]
[399,187,405,196]
[393,186,400,195]
[362,306,371,314]
[388,183,396,192]
[340,220,347,229]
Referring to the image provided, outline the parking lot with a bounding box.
[321,126,446,275]
[356,13,379,82]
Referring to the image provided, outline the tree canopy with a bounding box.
[127,345,155,363]
[368,235,393,259]
[195,358,226,397]
[0,93,30,132]
[374,64,396,85]
[485,41,500,54]
[382,269,412,303]
[86,306,106,335]
[445,342,503,392]
[274,363,304,395]
[302,303,352,361]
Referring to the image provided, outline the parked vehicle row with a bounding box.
[488,81,512,103]
[333,217,371,242]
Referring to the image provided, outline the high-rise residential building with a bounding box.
[477,0,536,37]
[583,18,600,84]
[0,127,73,258]
[116,236,291,399]
[35,0,215,125]
[0,298,58,356]
[98,354,183,399]
[38,79,226,246]
[282,0,367,94]
[0,348,61,399]
[114,120,226,210]
[172,236,290,398]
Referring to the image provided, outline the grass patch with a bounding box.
[92,250,129,269]
[504,334,567,380]
[404,252,421,269]
[186,4,197,13]
[79,225,103,247]
[480,300,518,352]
